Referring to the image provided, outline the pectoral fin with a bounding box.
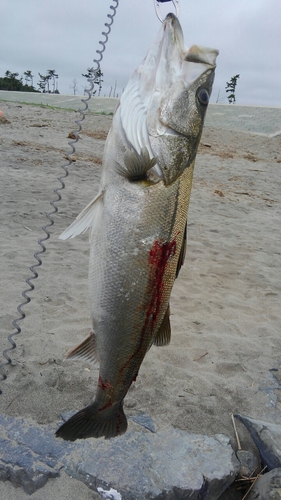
[153,305,171,346]
[115,147,157,182]
[59,191,104,240]
[66,332,99,364]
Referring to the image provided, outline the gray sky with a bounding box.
[1,0,280,106]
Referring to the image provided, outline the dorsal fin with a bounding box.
[59,191,104,240]
[153,305,171,346]
[66,332,99,364]
[115,147,157,181]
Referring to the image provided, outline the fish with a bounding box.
[55,13,218,441]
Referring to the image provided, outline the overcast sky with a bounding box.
[1,0,280,106]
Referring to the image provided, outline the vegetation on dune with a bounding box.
[0,69,60,93]
[0,70,39,92]
[225,74,240,104]
[0,67,122,98]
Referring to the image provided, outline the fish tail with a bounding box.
[55,403,127,441]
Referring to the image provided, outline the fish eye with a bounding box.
[197,88,209,106]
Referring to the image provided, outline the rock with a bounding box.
[236,450,260,477]
[0,115,11,124]
[234,414,281,470]
[216,484,243,500]
[130,414,157,433]
[247,468,281,500]
[0,414,239,499]
[0,437,59,495]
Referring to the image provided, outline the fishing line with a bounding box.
[0,0,119,394]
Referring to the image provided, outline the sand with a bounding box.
[0,101,281,498]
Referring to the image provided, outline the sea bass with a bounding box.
[56,13,218,441]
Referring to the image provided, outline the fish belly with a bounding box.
[89,164,194,401]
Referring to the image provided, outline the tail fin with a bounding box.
[55,403,127,441]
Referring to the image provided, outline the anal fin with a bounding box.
[153,305,171,346]
[66,332,99,363]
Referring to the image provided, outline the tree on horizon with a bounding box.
[82,68,103,96]
[225,74,240,104]
[37,70,59,93]
[70,78,79,95]
[47,69,59,93]
[24,70,34,86]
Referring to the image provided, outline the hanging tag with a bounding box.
[154,0,180,22]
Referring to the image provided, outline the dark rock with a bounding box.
[247,468,281,500]
[234,414,281,470]
[0,414,239,499]
[236,450,260,477]
[217,484,243,500]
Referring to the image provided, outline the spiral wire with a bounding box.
[0,0,119,394]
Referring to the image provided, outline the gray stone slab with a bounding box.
[0,437,59,495]
[0,414,239,499]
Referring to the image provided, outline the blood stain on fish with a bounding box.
[98,401,113,412]
[119,239,177,376]
[98,375,112,390]
[146,239,177,330]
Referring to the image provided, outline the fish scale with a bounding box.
[90,173,190,402]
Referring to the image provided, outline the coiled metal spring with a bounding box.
[0,0,119,393]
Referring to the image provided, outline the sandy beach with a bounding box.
[0,100,280,499]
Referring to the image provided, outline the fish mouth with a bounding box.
[143,13,218,140]
[155,13,218,88]
[161,12,184,57]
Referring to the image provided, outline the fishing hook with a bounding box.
[154,0,180,22]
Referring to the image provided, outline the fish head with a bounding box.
[119,13,219,185]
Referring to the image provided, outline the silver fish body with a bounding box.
[56,13,218,441]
